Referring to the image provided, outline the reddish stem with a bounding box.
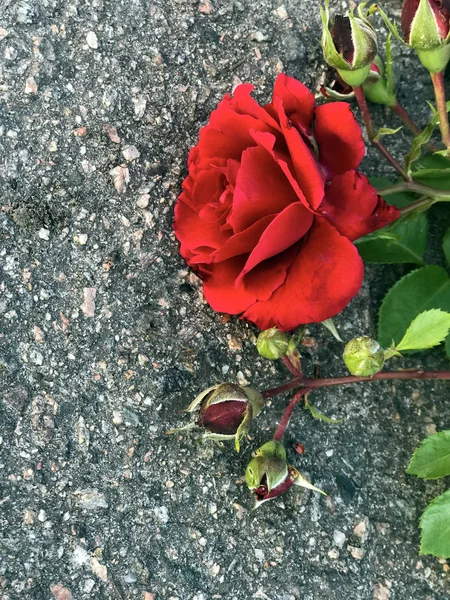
[353,86,410,181]
[282,355,301,377]
[262,370,450,400]
[273,387,310,442]
[431,70,450,149]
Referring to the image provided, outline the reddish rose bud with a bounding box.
[168,383,264,452]
[245,440,325,508]
[401,0,450,71]
[321,0,378,86]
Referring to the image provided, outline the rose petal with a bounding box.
[240,201,313,275]
[269,73,315,134]
[231,83,281,131]
[319,171,400,241]
[242,245,298,301]
[275,98,325,209]
[212,215,275,262]
[231,146,302,232]
[242,217,364,330]
[314,103,365,178]
[249,129,313,214]
[198,94,276,162]
[202,256,257,314]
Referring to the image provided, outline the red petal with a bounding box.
[242,217,364,330]
[241,202,313,275]
[230,146,303,232]
[275,98,325,209]
[199,401,247,435]
[211,215,275,263]
[242,245,299,301]
[250,129,312,212]
[314,103,365,178]
[231,83,281,131]
[269,73,316,134]
[320,171,400,241]
[202,256,257,314]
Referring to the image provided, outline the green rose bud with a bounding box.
[245,440,325,509]
[363,56,397,107]
[168,383,264,452]
[401,0,450,72]
[321,0,378,87]
[256,327,290,360]
[343,336,385,377]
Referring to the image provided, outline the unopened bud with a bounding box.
[343,336,385,376]
[363,56,397,107]
[257,328,289,360]
[245,440,325,508]
[401,0,450,72]
[184,383,264,452]
[321,0,378,87]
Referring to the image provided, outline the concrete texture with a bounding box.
[1,0,450,599]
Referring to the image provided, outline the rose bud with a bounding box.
[401,0,450,72]
[321,0,378,87]
[245,440,325,508]
[186,383,264,452]
[362,56,397,108]
[257,327,290,360]
[343,336,385,377]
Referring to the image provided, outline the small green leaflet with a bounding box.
[443,228,450,266]
[373,127,402,143]
[304,395,343,424]
[407,430,450,479]
[395,309,450,352]
[378,266,450,355]
[419,490,450,557]
[412,168,450,191]
[320,318,343,342]
[405,113,440,174]
[355,178,428,264]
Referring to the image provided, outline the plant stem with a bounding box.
[378,181,450,200]
[391,101,441,153]
[399,196,435,217]
[262,370,450,400]
[431,70,450,150]
[273,388,310,442]
[353,86,410,181]
[282,355,302,377]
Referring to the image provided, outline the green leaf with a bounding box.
[413,154,450,171]
[405,113,440,174]
[355,178,428,264]
[304,396,343,424]
[378,266,450,350]
[412,168,450,191]
[320,318,343,342]
[395,309,450,352]
[373,126,402,143]
[443,228,450,267]
[419,490,450,557]
[408,430,450,479]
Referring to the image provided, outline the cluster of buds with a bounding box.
[170,377,325,506]
[321,0,450,99]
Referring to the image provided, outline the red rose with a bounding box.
[174,74,399,332]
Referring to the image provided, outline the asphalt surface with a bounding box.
[1,1,450,599]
